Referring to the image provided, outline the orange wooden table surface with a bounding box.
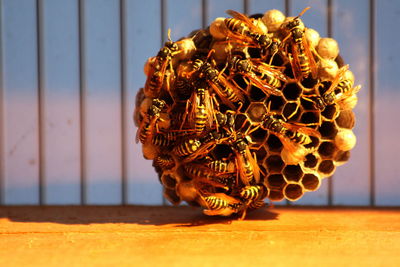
[1,206,399,266]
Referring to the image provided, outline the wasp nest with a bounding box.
[134,7,360,219]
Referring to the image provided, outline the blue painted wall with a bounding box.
[0,0,397,206]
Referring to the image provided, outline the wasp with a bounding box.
[144,29,183,98]
[260,113,320,163]
[239,184,267,201]
[215,110,238,134]
[152,133,173,147]
[207,159,236,174]
[153,130,195,147]
[237,183,269,220]
[183,163,231,191]
[228,56,287,96]
[224,10,280,61]
[307,65,361,112]
[181,80,219,135]
[202,193,243,217]
[281,7,318,81]
[230,132,261,186]
[172,137,202,157]
[136,99,166,144]
[188,53,246,109]
[180,129,230,163]
[153,154,176,171]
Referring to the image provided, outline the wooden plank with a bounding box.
[39,0,81,204]
[206,0,243,25]
[81,0,122,204]
[1,0,40,204]
[290,0,329,205]
[1,206,400,266]
[126,0,163,205]
[375,0,400,206]
[331,0,370,206]
[248,0,285,16]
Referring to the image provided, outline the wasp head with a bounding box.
[157,47,171,58]
[258,34,270,47]
[148,99,166,116]
[287,18,301,29]
[238,59,252,73]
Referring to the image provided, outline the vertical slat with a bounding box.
[160,0,167,206]
[248,0,285,15]
[36,0,45,205]
[78,0,87,205]
[2,0,40,204]
[326,0,333,207]
[39,0,81,204]
[202,0,208,28]
[331,0,371,206]
[290,0,329,206]
[368,0,375,207]
[126,0,163,205]
[243,0,249,15]
[285,0,291,16]
[163,0,202,205]
[248,0,287,206]
[120,0,128,205]
[0,0,5,205]
[375,0,400,206]
[206,0,243,25]
[81,0,122,204]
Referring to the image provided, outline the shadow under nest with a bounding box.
[0,205,279,227]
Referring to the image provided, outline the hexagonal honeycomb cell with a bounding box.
[284,183,304,201]
[283,164,304,182]
[134,8,361,217]
[282,83,303,101]
[301,173,321,191]
[265,154,285,173]
[246,102,267,123]
[266,134,283,153]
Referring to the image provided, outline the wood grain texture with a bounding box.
[0,206,399,266]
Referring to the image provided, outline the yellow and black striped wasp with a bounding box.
[136,98,167,144]
[223,10,280,62]
[280,7,318,81]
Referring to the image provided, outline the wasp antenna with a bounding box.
[167,28,172,42]
[207,48,216,60]
[296,6,311,19]
[266,99,272,112]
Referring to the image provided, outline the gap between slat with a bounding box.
[0,0,4,205]
[160,0,167,205]
[78,0,87,205]
[327,0,333,206]
[120,0,128,205]
[369,0,375,206]
[37,0,46,205]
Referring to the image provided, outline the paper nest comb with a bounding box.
[134,7,360,219]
